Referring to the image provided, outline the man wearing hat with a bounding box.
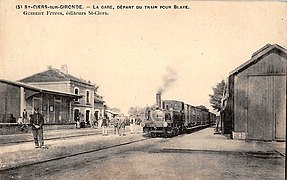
[30,108,45,148]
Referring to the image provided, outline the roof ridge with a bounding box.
[251,44,272,58]
[52,67,89,84]
[229,43,287,76]
[51,68,70,80]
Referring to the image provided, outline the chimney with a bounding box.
[156,93,162,108]
[60,64,68,74]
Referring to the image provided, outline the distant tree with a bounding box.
[209,80,225,112]
[128,106,145,115]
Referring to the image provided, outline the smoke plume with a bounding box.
[157,67,178,94]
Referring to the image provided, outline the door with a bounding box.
[274,76,286,140]
[248,75,286,141]
[86,110,90,125]
[33,98,42,112]
[74,109,80,122]
[248,76,273,140]
[94,111,99,121]
[55,101,61,123]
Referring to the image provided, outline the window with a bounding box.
[86,90,90,104]
[74,87,79,102]
[74,88,79,95]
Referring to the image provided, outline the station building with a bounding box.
[221,44,286,141]
[19,65,99,127]
[0,79,81,134]
[94,96,106,124]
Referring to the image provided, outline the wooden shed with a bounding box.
[221,44,286,141]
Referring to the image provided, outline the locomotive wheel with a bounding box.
[147,130,151,137]
[172,129,176,136]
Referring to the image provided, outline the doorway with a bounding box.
[86,110,90,125]
[247,75,286,141]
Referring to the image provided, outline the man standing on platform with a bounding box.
[30,108,45,148]
[112,115,119,135]
[119,114,126,136]
[101,115,108,136]
[135,115,142,134]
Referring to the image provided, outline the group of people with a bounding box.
[17,109,29,132]
[100,114,127,136]
[99,114,143,136]
[129,115,142,134]
[18,109,144,148]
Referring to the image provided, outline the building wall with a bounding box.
[26,80,95,125]
[94,102,105,120]
[0,82,21,122]
[233,52,286,140]
[70,82,94,107]
[25,93,73,125]
[70,81,95,125]
[26,82,71,92]
[221,75,234,135]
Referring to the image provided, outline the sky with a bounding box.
[1,1,286,114]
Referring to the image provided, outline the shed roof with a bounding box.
[0,79,82,98]
[19,67,95,87]
[229,43,287,76]
[105,110,120,115]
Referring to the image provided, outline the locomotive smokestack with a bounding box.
[156,93,162,108]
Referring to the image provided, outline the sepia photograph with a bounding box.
[0,0,286,179]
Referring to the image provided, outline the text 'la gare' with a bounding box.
[93,5,114,9]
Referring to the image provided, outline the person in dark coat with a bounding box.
[101,116,108,136]
[30,108,45,148]
[135,115,142,134]
[112,115,119,135]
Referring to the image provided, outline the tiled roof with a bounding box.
[0,79,82,98]
[19,67,94,87]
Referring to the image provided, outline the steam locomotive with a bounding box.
[143,94,216,137]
